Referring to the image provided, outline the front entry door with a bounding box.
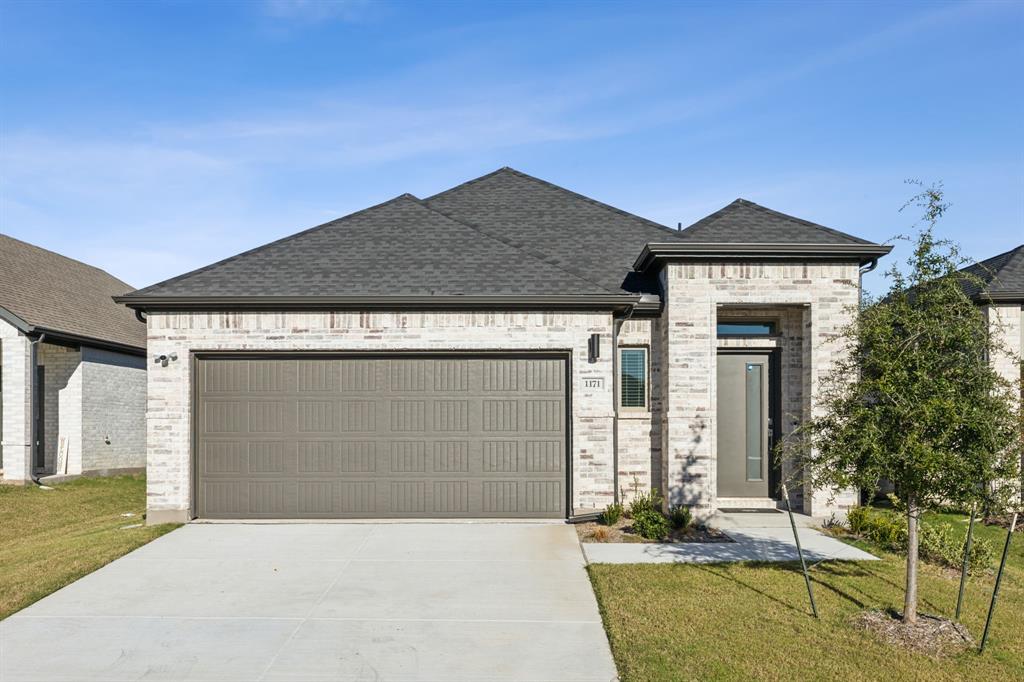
[716,353,772,498]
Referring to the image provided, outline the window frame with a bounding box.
[716,319,778,337]
[618,346,649,411]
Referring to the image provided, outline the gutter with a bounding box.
[633,242,895,272]
[28,333,45,485]
[0,306,144,357]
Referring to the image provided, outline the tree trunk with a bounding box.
[904,495,919,624]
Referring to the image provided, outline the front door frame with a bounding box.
[715,348,782,499]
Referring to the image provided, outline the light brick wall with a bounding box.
[1,320,32,482]
[616,318,662,502]
[81,347,146,472]
[660,261,861,518]
[37,342,82,474]
[145,311,616,518]
[985,303,1024,480]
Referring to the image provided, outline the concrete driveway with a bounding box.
[1,523,618,682]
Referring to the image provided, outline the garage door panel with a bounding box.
[196,356,566,519]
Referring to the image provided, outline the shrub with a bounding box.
[590,526,612,542]
[668,505,692,531]
[632,509,670,541]
[627,487,663,519]
[599,503,623,526]
[919,522,994,572]
[847,506,870,535]
[847,506,994,572]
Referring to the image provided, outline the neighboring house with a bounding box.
[1,235,147,484]
[115,168,891,524]
[960,244,1024,474]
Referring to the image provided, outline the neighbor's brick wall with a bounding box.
[37,342,82,475]
[1,320,32,482]
[145,311,616,517]
[660,261,861,518]
[81,347,146,473]
[985,303,1024,480]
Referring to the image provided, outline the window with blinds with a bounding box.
[619,348,647,409]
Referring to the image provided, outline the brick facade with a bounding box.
[1,321,145,483]
[81,347,147,472]
[142,265,866,522]
[1,319,32,482]
[144,311,617,521]
[659,261,861,519]
[985,303,1024,479]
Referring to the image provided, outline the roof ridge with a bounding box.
[0,232,135,289]
[127,193,420,296]
[427,166,688,241]
[972,243,1024,273]
[678,198,876,246]
[733,199,874,245]
[412,197,618,295]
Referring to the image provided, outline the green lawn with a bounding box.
[0,475,178,619]
[588,512,1023,682]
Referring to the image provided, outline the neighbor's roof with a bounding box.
[118,168,888,309]
[0,234,146,351]
[958,244,1024,302]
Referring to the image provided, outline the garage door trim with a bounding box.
[188,350,573,520]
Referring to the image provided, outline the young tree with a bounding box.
[786,183,1022,624]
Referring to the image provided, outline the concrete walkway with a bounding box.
[583,513,877,564]
[1,523,618,682]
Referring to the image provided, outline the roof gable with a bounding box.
[129,194,614,299]
[678,198,873,245]
[0,234,145,350]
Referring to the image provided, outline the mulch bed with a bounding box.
[575,517,733,544]
[855,610,974,658]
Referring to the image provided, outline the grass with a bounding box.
[0,475,178,619]
[587,511,1022,681]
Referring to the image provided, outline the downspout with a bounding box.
[858,258,879,305]
[611,306,635,506]
[28,333,46,486]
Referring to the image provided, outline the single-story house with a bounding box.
[115,168,891,524]
[1,235,147,484]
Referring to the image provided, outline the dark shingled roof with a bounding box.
[958,244,1024,302]
[128,194,615,298]
[122,168,884,305]
[424,168,688,293]
[677,198,873,245]
[0,234,146,350]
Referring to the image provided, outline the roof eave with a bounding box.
[0,307,145,355]
[633,242,894,271]
[975,291,1024,304]
[0,306,33,334]
[113,294,644,313]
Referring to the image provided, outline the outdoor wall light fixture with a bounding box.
[154,352,178,367]
[588,333,600,364]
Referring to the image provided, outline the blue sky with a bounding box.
[1,0,1021,296]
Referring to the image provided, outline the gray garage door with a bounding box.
[195,355,567,519]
